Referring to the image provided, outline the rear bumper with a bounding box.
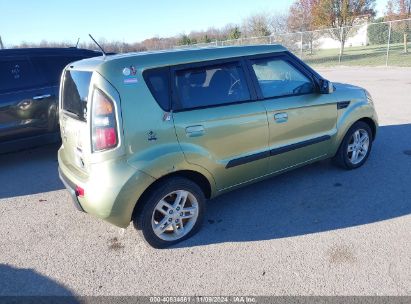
[58,167,85,212]
[58,148,155,228]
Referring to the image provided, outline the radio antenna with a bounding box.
[75,37,80,48]
[88,34,106,59]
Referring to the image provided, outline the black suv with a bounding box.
[0,48,102,153]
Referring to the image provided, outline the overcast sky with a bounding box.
[1,0,388,47]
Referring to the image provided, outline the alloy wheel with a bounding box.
[151,190,199,241]
[347,129,370,165]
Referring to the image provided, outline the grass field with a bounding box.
[301,43,411,67]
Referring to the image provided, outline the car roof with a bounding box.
[106,44,287,66]
[0,47,102,57]
[68,44,289,72]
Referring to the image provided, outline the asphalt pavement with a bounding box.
[0,67,410,296]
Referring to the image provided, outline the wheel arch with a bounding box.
[358,117,377,140]
[333,116,377,157]
[131,169,213,224]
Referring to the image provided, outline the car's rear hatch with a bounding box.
[59,53,124,175]
[60,69,93,176]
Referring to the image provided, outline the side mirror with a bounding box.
[319,79,334,94]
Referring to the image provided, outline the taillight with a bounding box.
[75,185,85,197]
[91,88,118,152]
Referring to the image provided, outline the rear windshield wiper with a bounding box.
[63,109,83,120]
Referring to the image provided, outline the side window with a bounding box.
[250,57,314,98]
[144,68,170,111]
[174,62,250,110]
[0,57,39,93]
[31,56,80,85]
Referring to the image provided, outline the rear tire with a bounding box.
[133,177,205,249]
[333,121,373,170]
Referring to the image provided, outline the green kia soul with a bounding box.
[58,45,378,248]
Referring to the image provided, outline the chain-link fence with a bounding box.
[5,18,409,67]
[183,18,411,67]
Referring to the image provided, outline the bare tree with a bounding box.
[288,0,318,54]
[242,13,272,37]
[269,12,289,35]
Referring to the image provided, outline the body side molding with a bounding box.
[226,135,331,168]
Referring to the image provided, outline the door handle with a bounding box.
[274,112,288,123]
[33,94,52,100]
[185,125,205,137]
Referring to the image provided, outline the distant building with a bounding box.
[313,14,372,50]
[317,23,369,49]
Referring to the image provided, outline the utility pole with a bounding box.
[0,36,4,49]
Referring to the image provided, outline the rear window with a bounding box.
[0,57,40,93]
[62,70,92,121]
[143,68,170,111]
[174,62,251,110]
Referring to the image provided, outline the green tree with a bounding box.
[228,26,242,40]
[201,35,212,43]
[178,34,191,46]
[368,17,402,45]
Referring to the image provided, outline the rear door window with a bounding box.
[174,62,251,110]
[250,57,314,98]
[0,57,41,93]
[143,68,170,111]
[62,70,92,121]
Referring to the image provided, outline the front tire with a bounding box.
[134,177,205,249]
[333,121,373,170]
